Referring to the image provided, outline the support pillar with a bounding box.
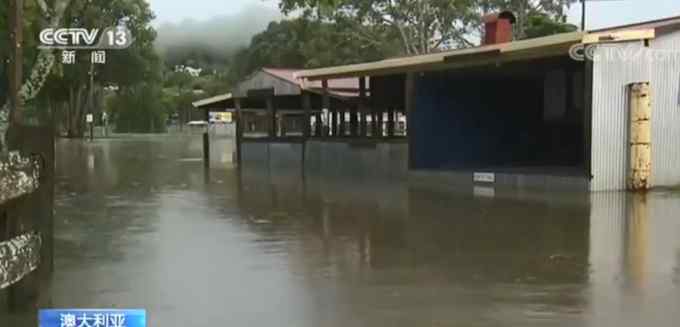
[359,77,367,137]
[371,112,378,137]
[331,109,337,137]
[280,114,287,137]
[315,112,322,137]
[266,96,276,138]
[628,82,652,191]
[203,109,210,167]
[387,107,395,137]
[234,99,243,166]
[338,110,346,137]
[405,73,416,169]
[350,106,358,137]
[302,92,311,138]
[322,80,330,138]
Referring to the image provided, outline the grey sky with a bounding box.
[148,0,279,24]
[148,0,680,30]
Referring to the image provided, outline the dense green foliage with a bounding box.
[38,0,164,135]
[228,18,401,83]
[278,0,579,54]
[109,83,167,133]
[0,1,45,110]
[524,13,578,38]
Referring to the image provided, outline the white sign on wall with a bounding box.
[86,114,94,123]
[473,172,496,183]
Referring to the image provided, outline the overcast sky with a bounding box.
[148,0,680,30]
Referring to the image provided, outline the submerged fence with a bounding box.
[0,152,43,289]
[0,125,54,308]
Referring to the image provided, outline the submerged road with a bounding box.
[3,134,680,326]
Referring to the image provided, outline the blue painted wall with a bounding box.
[411,72,546,170]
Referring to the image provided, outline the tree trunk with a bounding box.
[66,86,89,138]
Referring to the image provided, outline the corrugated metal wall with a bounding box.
[590,42,651,191]
[649,33,680,187]
[591,31,680,191]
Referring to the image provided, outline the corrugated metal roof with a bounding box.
[193,68,363,109]
[295,32,585,80]
[261,68,298,84]
[263,67,362,92]
[192,93,232,108]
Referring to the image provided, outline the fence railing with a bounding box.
[0,152,43,290]
[0,232,42,290]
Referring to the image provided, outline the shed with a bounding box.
[295,15,680,191]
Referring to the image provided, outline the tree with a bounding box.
[280,0,480,55]
[39,0,161,137]
[228,18,400,81]
[108,83,167,133]
[1,0,69,150]
[1,0,74,112]
[523,13,577,39]
[279,0,578,54]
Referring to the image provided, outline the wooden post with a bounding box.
[331,109,337,137]
[627,192,649,289]
[302,92,311,138]
[387,107,395,137]
[359,77,367,137]
[350,106,358,137]
[628,82,652,191]
[203,109,210,167]
[322,80,330,138]
[371,112,378,137]
[315,112,322,137]
[234,99,243,166]
[280,113,287,137]
[8,0,24,126]
[405,73,416,169]
[338,110,346,137]
[266,96,276,138]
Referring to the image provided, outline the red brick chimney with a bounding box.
[482,11,516,45]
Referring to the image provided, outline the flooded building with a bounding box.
[198,15,680,192]
[194,67,408,178]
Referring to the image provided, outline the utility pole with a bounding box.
[88,59,95,141]
[581,0,587,31]
[8,0,24,126]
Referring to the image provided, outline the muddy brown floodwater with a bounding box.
[2,134,680,327]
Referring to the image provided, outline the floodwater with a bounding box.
[3,133,680,326]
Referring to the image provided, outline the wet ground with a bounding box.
[3,134,680,326]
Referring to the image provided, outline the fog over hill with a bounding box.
[155,4,283,67]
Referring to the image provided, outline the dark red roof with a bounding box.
[262,67,364,98]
